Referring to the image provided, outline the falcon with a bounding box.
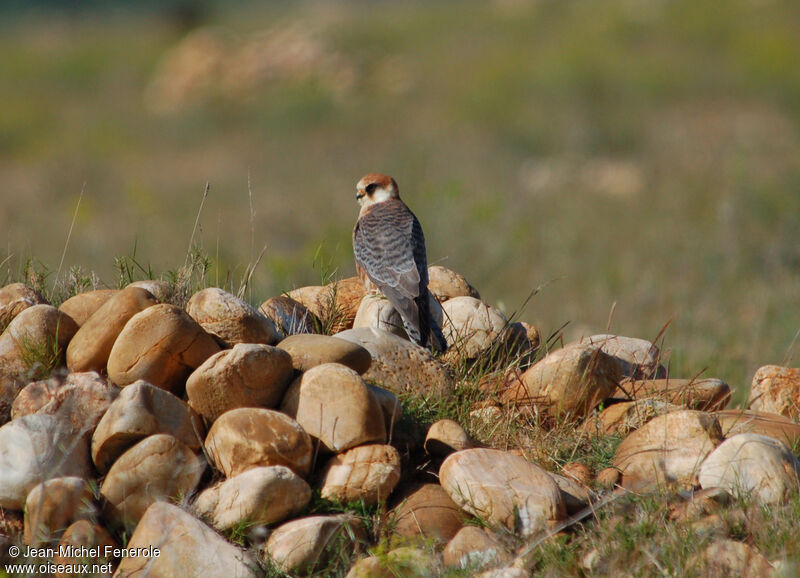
[352,173,447,353]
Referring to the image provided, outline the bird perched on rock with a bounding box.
[352,173,447,353]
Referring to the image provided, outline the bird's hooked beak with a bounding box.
[355,189,365,201]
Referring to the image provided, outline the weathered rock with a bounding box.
[259,295,317,337]
[0,283,48,326]
[265,514,366,575]
[695,539,774,577]
[0,304,78,373]
[0,414,91,510]
[287,276,365,334]
[58,289,118,327]
[186,287,280,347]
[100,433,205,529]
[440,448,566,537]
[550,472,592,515]
[714,409,800,448]
[443,526,513,571]
[66,287,157,373]
[562,462,592,487]
[0,367,24,425]
[335,327,453,395]
[204,407,312,477]
[615,378,731,411]
[613,410,724,490]
[277,333,371,374]
[581,334,664,380]
[91,380,204,473]
[501,343,620,419]
[699,433,800,505]
[125,279,172,302]
[441,297,508,360]
[11,372,119,436]
[582,399,681,436]
[53,520,116,578]
[24,477,94,546]
[748,365,800,419]
[425,419,475,456]
[427,265,480,302]
[347,548,441,578]
[194,466,311,531]
[280,363,385,454]
[391,483,464,544]
[352,294,407,338]
[107,303,220,395]
[595,468,620,489]
[366,384,403,437]
[115,501,256,577]
[186,343,294,423]
[319,444,401,505]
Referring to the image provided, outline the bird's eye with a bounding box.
[365,183,377,195]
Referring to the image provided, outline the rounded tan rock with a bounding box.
[259,295,317,337]
[441,296,508,360]
[616,378,731,411]
[347,548,441,578]
[194,465,311,531]
[714,409,800,448]
[352,294,408,338]
[277,333,371,374]
[91,379,204,473]
[186,343,294,422]
[66,286,157,373]
[52,520,116,578]
[319,444,401,505]
[186,287,280,346]
[391,483,464,544]
[443,526,512,571]
[279,363,385,454]
[695,539,774,577]
[24,477,94,546]
[595,467,620,489]
[582,399,681,436]
[748,365,800,419]
[0,283,47,325]
[125,279,172,302]
[427,266,480,302]
[0,304,78,373]
[58,289,118,327]
[204,407,313,477]
[287,276,365,334]
[613,409,724,490]
[100,433,206,529]
[107,303,220,395]
[562,462,592,487]
[440,448,566,537]
[425,419,475,456]
[581,334,665,380]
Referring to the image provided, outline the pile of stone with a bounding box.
[0,269,797,576]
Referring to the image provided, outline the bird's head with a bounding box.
[356,173,399,207]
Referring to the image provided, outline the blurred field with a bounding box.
[0,0,798,403]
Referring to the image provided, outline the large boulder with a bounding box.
[748,365,800,419]
[582,399,681,436]
[287,276,365,334]
[427,266,480,302]
[714,409,800,448]
[186,287,280,347]
[58,289,118,327]
[259,295,317,338]
[441,297,507,360]
[615,378,731,411]
[319,444,401,505]
[277,334,371,374]
[390,483,464,544]
[580,334,664,380]
[186,343,294,423]
[0,304,78,375]
[24,477,95,546]
[0,283,47,324]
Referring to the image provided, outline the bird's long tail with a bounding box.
[417,293,448,354]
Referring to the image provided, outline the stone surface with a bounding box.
[714,409,800,448]
[265,514,366,575]
[427,265,480,302]
[114,501,256,577]
[100,433,205,529]
[425,419,475,456]
[550,472,591,515]
[259,295,317,337]
[91,380,204,473]
[391,483,464,544]
[280,363,386,454]
[366,383,403,438]
[186,343,294,423]
[443,526,512,571]
[24,477,94,546]
[11,372,119,437]
[277,333,372,374]
[0,304,78,373]
[186,287,280,347]
[335,327,454,395]
[319,444,401,505]
[107,303,220,395]
[501,343,620,419]
[352,294,408,338]
[58,289,118,327]
[66,286,157,373]
[440,448,566,537]
[194,465,311,531]
[0,283,48,324]
[699,433,800,504]
[613,410,724,490]
[0,414,91,510]
[595,468,620,489]
[441,296,508,360]
[562,462,592,487]
[125,279,172,302]
[748,365,800,419]
[52,520,116,578]
[696,539,774,577]
[582,399,681,436]
[204,407,313,477]
[347,548,441,578]
[615,378,731,411]
[581,334,664,380]
[287,276,365,334]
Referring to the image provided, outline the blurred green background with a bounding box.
[1,0,798,402]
